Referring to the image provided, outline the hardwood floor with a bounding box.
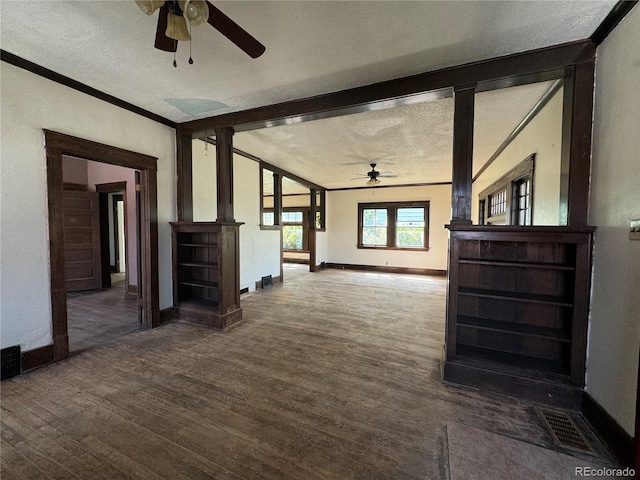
[1,267,604,479]
[67,273,143,353]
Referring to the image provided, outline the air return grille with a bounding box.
[537,407,595,454]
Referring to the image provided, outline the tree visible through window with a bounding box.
[358,201,430,250]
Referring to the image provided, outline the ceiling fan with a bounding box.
[351,163,398,186]
[135,0,265,62]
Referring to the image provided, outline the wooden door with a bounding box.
[63,190,102,292]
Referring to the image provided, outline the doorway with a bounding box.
[45,130,160,361]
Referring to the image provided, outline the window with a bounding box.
[478,154,535,226]
[357,201,430,250]
[262,211,275,226]
[282,209,307,251]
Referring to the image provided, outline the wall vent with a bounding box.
[1,345,21,380]
[261,275,273,288]
[537,407,595,454]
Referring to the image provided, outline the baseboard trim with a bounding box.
[283,258,309,265]
[582,392,635,467]
[159,307,174,325]
[325,262,447,277]
[255,275,282,290]
[21,344,55,372]
[127,284,138,294]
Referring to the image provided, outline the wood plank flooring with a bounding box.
[67,273,143,353]
[2,266,560,479]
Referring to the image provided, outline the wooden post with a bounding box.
[450,85,475,225]
[215,127,235,222]
[273,172,282,225]
[176,133,193,222]
[309,188,317,272]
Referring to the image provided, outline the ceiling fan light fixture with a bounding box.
[135,0,165,15]
[366,178,381,187]
[179,0,209,26]
[166,12,192,41]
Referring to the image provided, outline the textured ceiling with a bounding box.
[237,80,556,190]
[0,1,612,191]
[0,1,614,124]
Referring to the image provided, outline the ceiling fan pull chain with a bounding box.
[188,22,194,64]
[173,10,177,67]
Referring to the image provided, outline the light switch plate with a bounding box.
[630,219,640,240]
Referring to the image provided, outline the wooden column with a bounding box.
[309,188,317,272]
[176,133,193,222]
[273,172,282,225]
[450,85,475,225]
[565,60,596,226]
[215,127,235,222]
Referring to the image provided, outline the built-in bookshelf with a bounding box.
[443,225,595,408]
[171,222,243,330]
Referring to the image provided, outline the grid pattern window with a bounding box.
[361,208,388,246]
[396,208,425,247]
[514,177,532,225]
[358,201,429,250]
[489,189,507,216]
[262,211,275,226]
[282,210,307,251]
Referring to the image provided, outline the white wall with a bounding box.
[472,87,563,225]
[191,141,281,291]
[587,5,640,436]
[316,230,328,266]
[0,64,176,352]
[326,185,451,271]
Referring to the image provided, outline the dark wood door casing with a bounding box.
[44,130,159,362]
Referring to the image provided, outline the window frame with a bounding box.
[280,207,310,252]
[478,154,535,226]
[357,201,430,251]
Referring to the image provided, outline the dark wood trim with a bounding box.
[590,1,638,46]
[273,172,282,226]
[583,392,635,467]
[21,344,54,372]
[559,68,574,225]
[63,182,88,191]
[357,200,430,250]
[309,189,317,272]
[177,41,594,135]
[472,80,562,182]
[327,181,452,192]
[261,160,325,192]
[96,182,130,291]
[566,60,595,226]
[450,85,475,225]
[283,257,309,265]
[44,130,158,171]
[215,127,236,222]
[1,50,175,128]
[325,263,446,277]
[44,131,160,362]
[177,133,193,222]
[127,284,139,294]
[159,307,174,326]
[95,181,127,192]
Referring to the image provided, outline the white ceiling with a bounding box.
[0,1,614,190]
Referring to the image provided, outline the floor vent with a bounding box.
[537,407,595,454]
[261,275,273,288]
[1,345,21,380]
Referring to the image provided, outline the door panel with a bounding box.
[63,190,102,292]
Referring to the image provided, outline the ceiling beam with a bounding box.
[177,40,595,136]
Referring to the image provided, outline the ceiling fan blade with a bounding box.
[379,174,398,178]
[155,4,177,52]
[349,176,368,180]
[205,1,265,58]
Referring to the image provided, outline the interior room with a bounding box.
[1,1,638,479]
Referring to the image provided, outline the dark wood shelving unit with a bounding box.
[171,222,243,330]
[443,225,595,408]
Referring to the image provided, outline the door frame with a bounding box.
[96,182,132,292]
[45,130,160,361]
